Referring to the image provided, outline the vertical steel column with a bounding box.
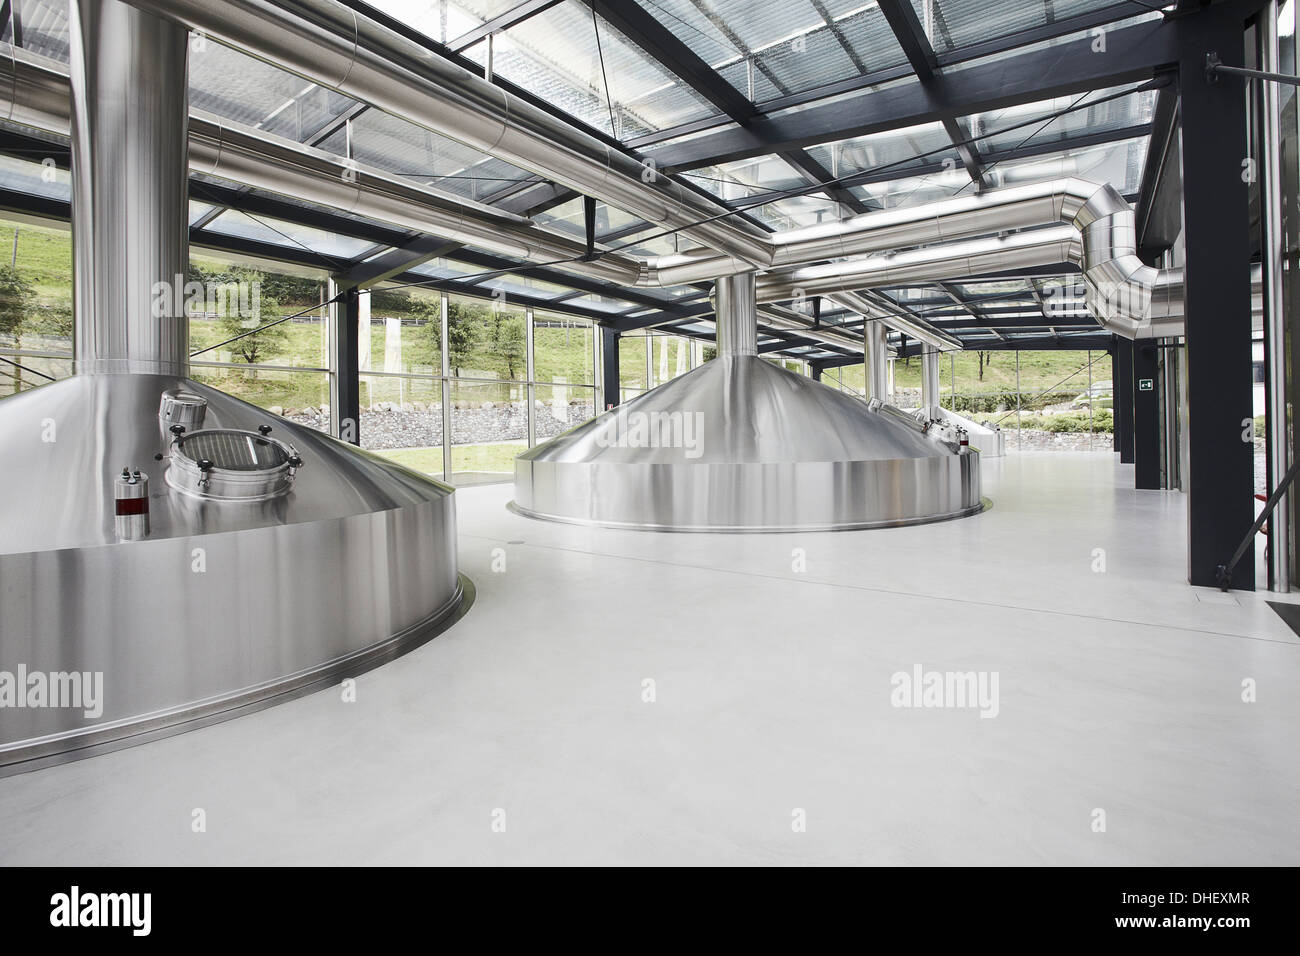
[1087,349,1094,448]
[328,281,362,445]
[1260,1,1290,590]
[440,291,452,480]
[863,319,887,402]
[70,0,189,376]
[1133,340,1161,489]
[921,347,940,417]
[1180,7,1257,589]
[600,325,620,409]
[1114,337,1134,464]
[1015,352,1021,439]
[525,306,536,447]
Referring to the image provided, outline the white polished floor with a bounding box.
[2,452,1297,865]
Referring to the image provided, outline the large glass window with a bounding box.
[186,254,332,431]
[0,217,74,398]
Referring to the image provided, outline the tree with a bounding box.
[978,350,991,380]
[445,299,483,377]
[410,296,482,376]
[496,314,526,379]
[219,293,289,367]
[0,264,34,340]
[0,265,35,392]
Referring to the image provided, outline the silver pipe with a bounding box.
[71,0,190,375]
[828,290,961,351]
[756,303,871,352]
[713,274,758,357]
[118,0,774,267]
[1260,1,1289,591]
[1143,266,1264,338]
[756,227,1082,299]
[864,319,887,402]
[641,178,1119,288]
[3,44,1152,348]
[921,349,940,417]
[0,50,644,286]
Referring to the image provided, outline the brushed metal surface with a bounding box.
[0,374,464,768]
[70,0,190,376]
[513,355,981,532]
[0,0,465,771]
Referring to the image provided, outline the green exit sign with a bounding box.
[1138,378,1154,392]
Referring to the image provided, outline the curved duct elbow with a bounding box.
[1073,183,1157,339]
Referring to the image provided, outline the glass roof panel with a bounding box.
[566,292,639,313]
[805,122,959,181]
[409,257,490,280]
[951,279,1033,296]
[476,273,575,300]
[983,136,1148,194]
[880,287,951,305]
[756,193,843,230]
[9,0,70,60]
[850,167,974,210]
[362,0,526,45]
[463,1,724,139]
[202,209,376,259]
[635,0,907,102]
[964,86,1156,156]
[315,108,533,202]
[682,155,810,204]
[0,153,70,201]
[189,43,357,142]
[533,196,644,239]
[913,0,1132,55]
[188,201,217,226]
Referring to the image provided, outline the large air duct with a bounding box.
[513,274,982,532]
[1141,266,1263,338]
[2,45,1151,347]
[0,0,466,775]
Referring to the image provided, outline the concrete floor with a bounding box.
[1,452,1297,865]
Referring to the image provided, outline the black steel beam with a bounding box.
[334,286,362,445]
[1114,334,1135,464]
[1178,1,1261,589]
[1132,339,1161,489]
[341,235,463,287]
[600,325,620,409]
[1135,84,1182,262]
[652,17,1178,171]
[582,0,757,122]
[779,149,873,213]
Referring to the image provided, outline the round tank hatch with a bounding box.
[166,427,302,500]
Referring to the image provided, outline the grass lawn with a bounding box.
[374,441,526,478]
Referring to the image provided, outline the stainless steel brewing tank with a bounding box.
[514,355,982,532]
[0,373,464,772]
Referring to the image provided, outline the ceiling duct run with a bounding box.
[2,47,1153,347]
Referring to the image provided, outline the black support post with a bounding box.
[600,324,620,410]
[1114,337,1134,464]
[1132,340,1161,489]
[1179,5,1259,589]
[333,284,362,445]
